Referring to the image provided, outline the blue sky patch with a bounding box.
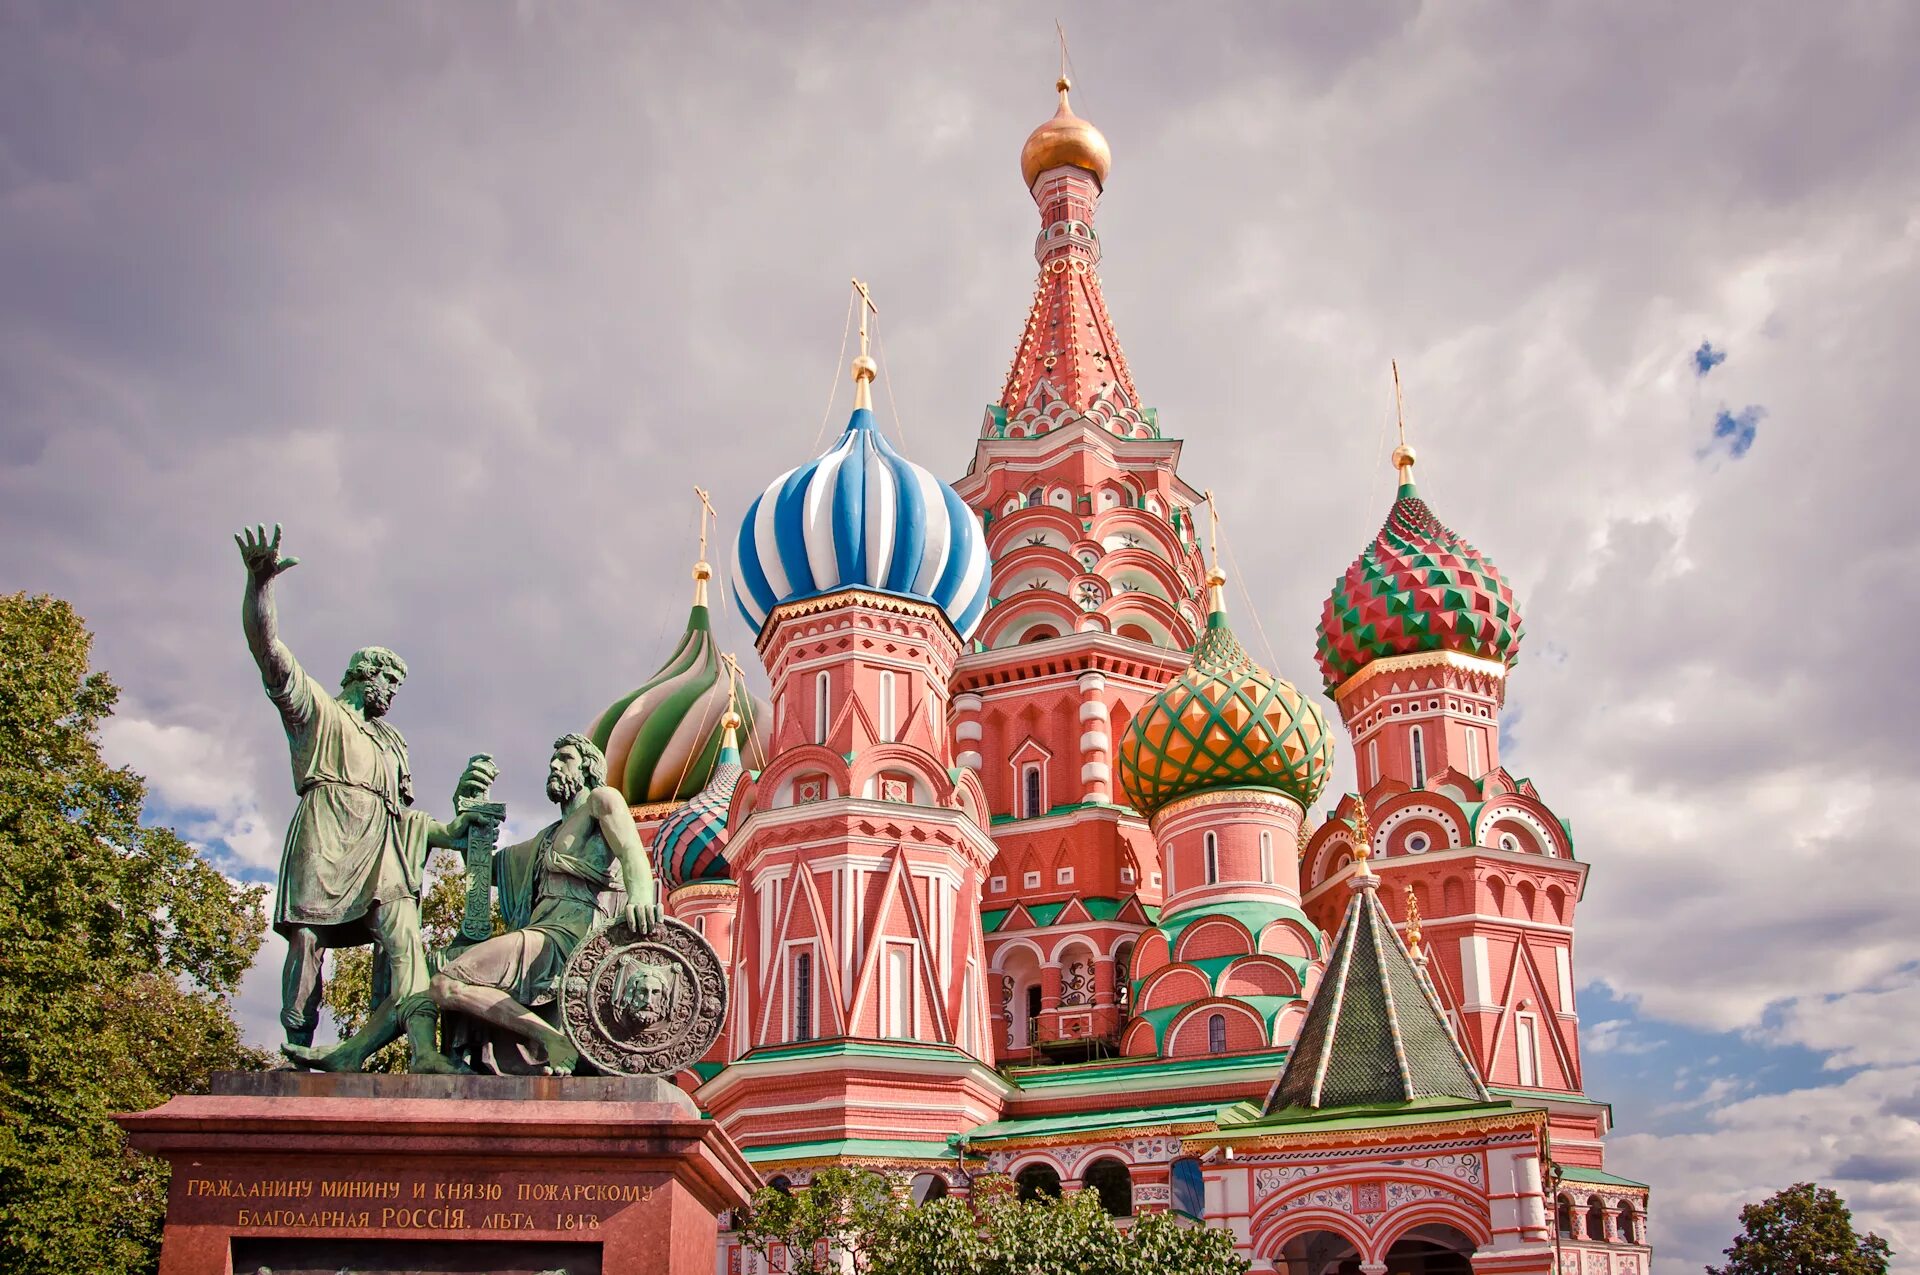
[1701,405,1763,460]
[1693,340,1727,376]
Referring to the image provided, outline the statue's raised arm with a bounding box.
[236,522,301,693]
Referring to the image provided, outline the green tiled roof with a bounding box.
[1558,1166,1649,1189]
[1265,877,1488,1114]
[965,1100,1226,1144]
[1211,1095,1515,1138]
[743,1138,952,1163]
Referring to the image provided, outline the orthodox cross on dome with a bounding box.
[1350,803,1373,875]
[692,485,718,607]
[851,277,879,410]
[1391,359,1418,487]
[719,652,745,741]
[1202,489,1227,612]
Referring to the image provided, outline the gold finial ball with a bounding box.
[693,559,713,581]
[1206,566,1227,588]
[1020,82,1112,189]
[1392,444,1417,471]
[851,354,878,383]
[722,710,742,731]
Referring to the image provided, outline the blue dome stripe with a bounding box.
[880,441,924,594]
[733,491,777,631]
[930,481,979,609]
[771,462,819,600]
[828,419,870,585]
[732,403,992,642]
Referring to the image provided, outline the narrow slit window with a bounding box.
[793,950,814,1042]
[877,670,896,743]
[1023,765,1042,819]
[1410,725,1427,788]
[1203,831,1219,885]
[814,671,831,745]
[1207,1012,1227,1055]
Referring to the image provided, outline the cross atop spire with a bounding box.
[851,277,879,410]
[692,485,718,607]
[1391,360,1418,490]
[1202,489,1227,612]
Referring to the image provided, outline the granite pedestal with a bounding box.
[117,1072,757,1275]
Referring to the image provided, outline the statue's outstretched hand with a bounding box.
[235,523,299,583]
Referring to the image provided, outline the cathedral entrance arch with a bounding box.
[1379,1222,1475,1274]
[1275,1227,1362,1275]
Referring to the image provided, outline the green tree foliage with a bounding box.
[319,857,472,1072]
[737,1167,1248,1275]
[0,593,270,1275]
[1708,1182,1892,1275]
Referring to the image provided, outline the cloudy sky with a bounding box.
[5,1,1917,1267]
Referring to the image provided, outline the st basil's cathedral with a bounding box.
[585,71,1651,1275]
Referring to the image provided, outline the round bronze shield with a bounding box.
[559,917,727,1076]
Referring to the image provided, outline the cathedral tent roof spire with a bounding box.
[996,60,1146,433]
[1262,804,1490,1114]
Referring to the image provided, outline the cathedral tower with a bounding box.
[950,77,1213,1061]
[701,321,1007,1160]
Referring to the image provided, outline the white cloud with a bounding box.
[101,715,279,871]
[1614,1067,1920,1272]
[1765,967,1920,1071]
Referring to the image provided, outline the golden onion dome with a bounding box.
[1020,77,1112,189]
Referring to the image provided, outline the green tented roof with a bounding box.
[1265,878,1488,1114]
[1558,1166,1649,1189]
[965,1100,1226,1145]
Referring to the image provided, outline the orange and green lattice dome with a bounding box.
[1315,481,1524,692]
[1117,600,1334,818]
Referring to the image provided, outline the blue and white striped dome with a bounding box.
[732,406,990,640]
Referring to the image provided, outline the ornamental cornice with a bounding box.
[757,590,961,654]
[1150,786,1305,830]
[1332,650,1510,704]
[972,1121,1214,1154]
[1193,1107,1543,1153]
[668,880,739,905]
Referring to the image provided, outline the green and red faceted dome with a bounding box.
[1118,576,1335,818]
[1315,473,1524,692]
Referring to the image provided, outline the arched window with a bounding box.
[1023,765,1043,819]
[1587,1197,1608,1242]
[877,670,896,742]
[1259,830,1273,883]
[1114,942,1134,1012]
[1557,1195,1575,1238]
[1015,1163,1061,1201]
[1207,1012,1227,1055]
[1464,729,1482,777]
[1203,831,1219,885]
[768,1175,793,1196]
[1366,738,1380,787]
[1618,1202,1639,1244]
[1026,486,1045,507]
[910,1173,948,1205]
[1410,725,1427,788]
[1083,1159,1133,1218]
[814,671,831,744]
[1170,1157,1205,1218]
